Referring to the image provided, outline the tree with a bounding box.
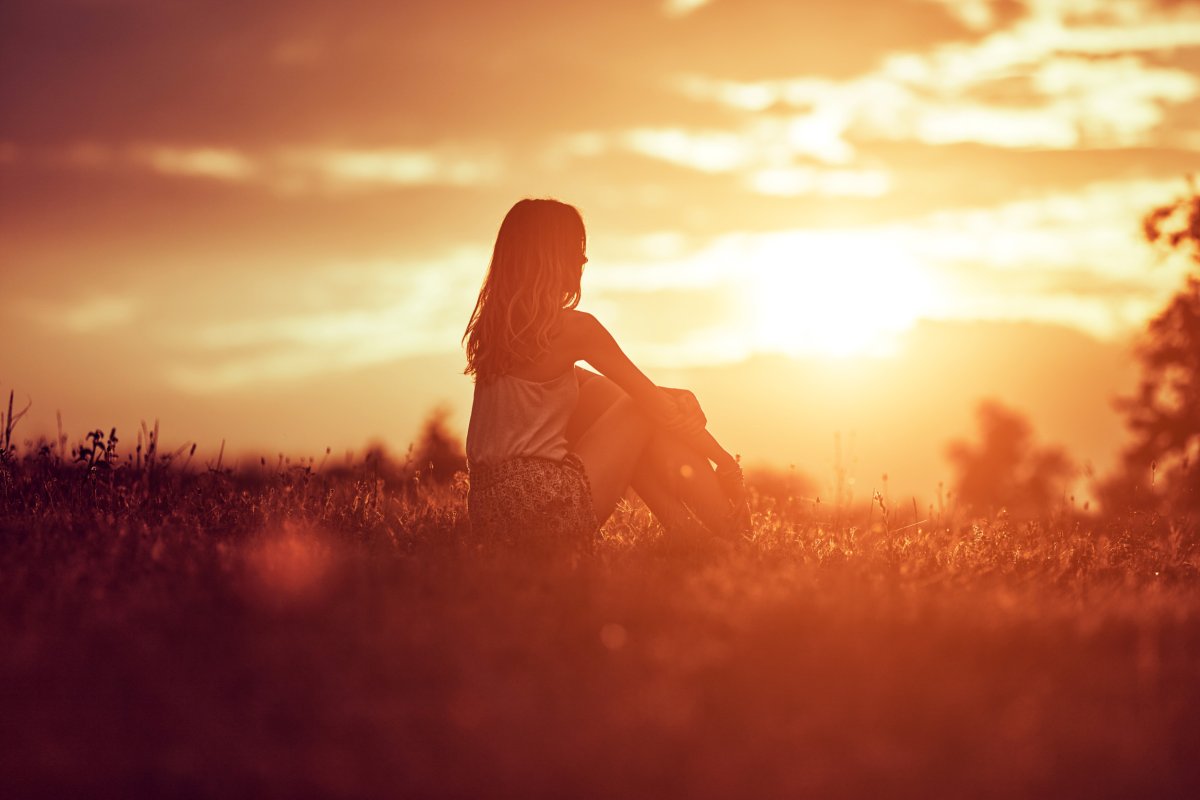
[410,405,467,485]
[946,400,1074,516]
[1102,180,1200,513]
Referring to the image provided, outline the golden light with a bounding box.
[745,231,937,358]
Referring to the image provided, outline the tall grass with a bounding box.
[0,419,1197,799]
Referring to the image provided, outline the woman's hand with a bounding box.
[660,387,707,436]
[663,387,706,426]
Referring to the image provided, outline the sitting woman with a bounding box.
[463,198,748,549]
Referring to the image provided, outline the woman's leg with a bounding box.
[572,394,653,524]
[569,370,733,535]
[568,370,693,529]
[633,428,734,535]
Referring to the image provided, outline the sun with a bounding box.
[745,230,936,358]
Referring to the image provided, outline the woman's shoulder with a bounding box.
[558,309,603,341]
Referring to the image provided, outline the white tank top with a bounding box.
[466,368,579,468]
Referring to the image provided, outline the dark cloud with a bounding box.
[0,0,975,147]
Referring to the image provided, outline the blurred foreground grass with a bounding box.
[1,453,1197,799]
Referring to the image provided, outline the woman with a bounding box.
[463,198,748,549]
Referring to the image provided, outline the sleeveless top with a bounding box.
[466,368,579,469]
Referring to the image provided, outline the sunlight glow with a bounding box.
[744,232,936,358]
[662,0,714,18]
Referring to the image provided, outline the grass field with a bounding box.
[1,441,1198,799]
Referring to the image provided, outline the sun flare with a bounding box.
[746,231,936,358]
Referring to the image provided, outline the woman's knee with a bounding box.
[574,394,653,476]
[609,394,653,438]
[568,373,629,444]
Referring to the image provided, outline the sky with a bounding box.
[3,0,1200,499]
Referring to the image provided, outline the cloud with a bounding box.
[563,127,893,197]
[138,147,258,182]
[22,294,140,334]
[682,52,1197,152]
[673,0,1200,157]
[37,142,505,193]
[164,251,486,392]
[888,177,1195,337]
[888,8,1200,93]
[910,176,1188,274]
[920,0,1005,31]
[287,148,503,191]
[17,173,1189,385]
[746,166,891,198]
[622,129,750,173]
[5,0,1197,378]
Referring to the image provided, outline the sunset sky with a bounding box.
[3,0,1200,499]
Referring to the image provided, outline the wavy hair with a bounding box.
[463,199,586,381]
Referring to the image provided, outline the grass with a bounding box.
[0,431,1198,799]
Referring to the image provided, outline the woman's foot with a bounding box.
[714,459,751,537]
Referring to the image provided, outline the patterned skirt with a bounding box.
[467,452,599,550]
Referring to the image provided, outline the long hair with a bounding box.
[463,198,586,381]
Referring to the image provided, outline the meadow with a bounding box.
[1,424,1197,799]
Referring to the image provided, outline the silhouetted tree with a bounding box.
[411,405,467,485]
[1102,179,1200,513]
[946,400,1074,516]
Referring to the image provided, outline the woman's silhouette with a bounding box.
[463,198,749,549]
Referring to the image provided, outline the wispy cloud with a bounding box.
[623,129,750,173]
[562,127,892,197]
[679,55,1197,153]
[139,147,258,181]
[920,0,1002,31]
[28,142,505,193]
[673,0,1200,158]
[747,166,890,198]
[164,251,486,393]
[861,177,1193,338]
[22,294,140,334]
[295,148,502,190]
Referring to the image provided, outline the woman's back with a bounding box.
[464,308,598,548]
[465,311,581,469]
[465,367,578,468]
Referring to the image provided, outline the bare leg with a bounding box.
[568,370,694,529]
[568,369,733,536]
[572,394,654,525]
[634,429,734,535]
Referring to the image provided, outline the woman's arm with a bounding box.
[572,314,684,426]
[573,369,705,443]
[571,313,736,468]
[576,366,702,422]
